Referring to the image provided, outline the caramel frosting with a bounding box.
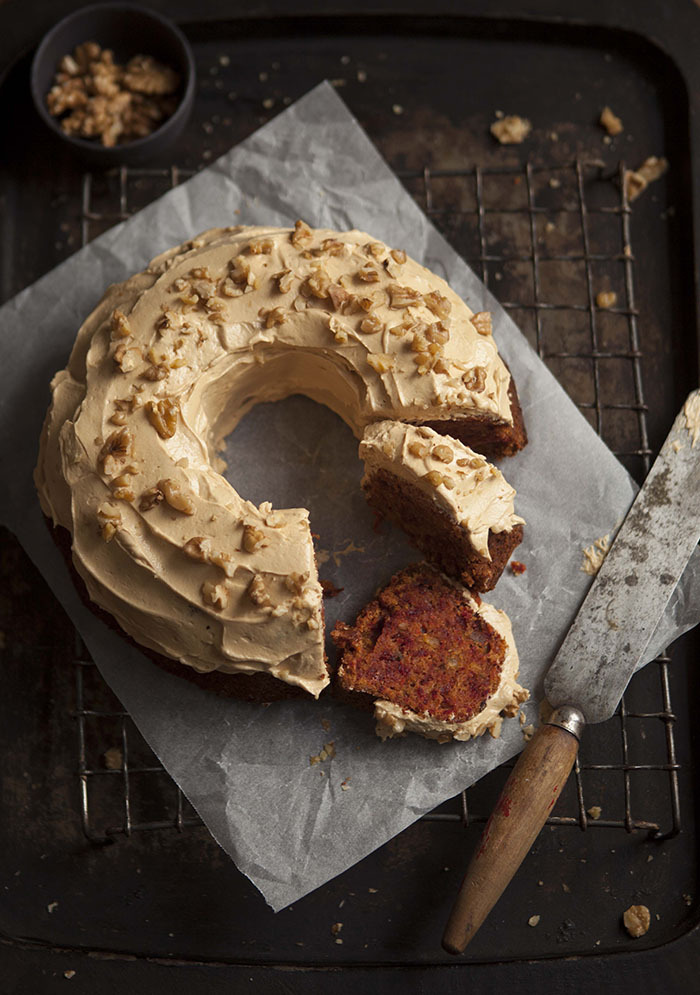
[360,421,524,559]
[35,223,516,696]
[373,595,528,742]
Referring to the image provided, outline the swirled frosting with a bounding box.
[35,224,516,696]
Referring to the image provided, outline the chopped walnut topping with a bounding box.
[389,284,422,308]
[141,362,168,382]
[432,444,453,463]
[259,306,286,328]
[425,321,450,345]
[229,254,258,290]
[97,502,122,542]
[46,43,180,148]
[156,310,176,335]
[390,248,407,264]
[110,309,131,339]
[202,580,228,611]
[408,440,429,458]
[365,241,385,260]
[367,353,394,374]
[220,276,242,297]
[357,264,381,283]
[248,238,273,254]
[99,428,134,477]
[423,470,445,488]
[463,366,487,392]
[183,536,212,561]
[248,574,271,606]
[139,485,164,512]
[599,106,623,136]
[355,295,377,312]
[304,267,331,299]
[328,315,349,343]
[623,905,650,938]
[276,268,294,294]
[113,341,141,373]
[411,332,429,353]
[424,291,451,320]
[291,219,312,247]
[596,291,617,309]
[322,238,345,256]
[360,314,384,334]
[327,283,351,311]
[471,311,493,336]
[145,398,178,439]
[109,410,128,426]
[159,478,195,515]
[624,156,668,202]
[490,115,531,144]
[285,571,308,595]
[242,523,265,552]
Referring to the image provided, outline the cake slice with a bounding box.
[332,563,528,742]
[360,422,524,592]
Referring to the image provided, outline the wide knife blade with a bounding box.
[443,389,700,955]
[545,388,700,723]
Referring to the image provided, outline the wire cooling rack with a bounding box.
[73,160,681,843]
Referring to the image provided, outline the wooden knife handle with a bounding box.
[443,714,582,955]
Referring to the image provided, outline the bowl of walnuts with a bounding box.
[30,2,195,165]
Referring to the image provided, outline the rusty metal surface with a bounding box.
[1,5,699,991]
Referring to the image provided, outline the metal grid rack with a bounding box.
[73,160,681,843]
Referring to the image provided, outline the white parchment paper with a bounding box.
[2,82,699,911]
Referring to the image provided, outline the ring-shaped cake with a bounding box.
[35,223,526,699]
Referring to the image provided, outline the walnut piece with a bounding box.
[291,219,312,247]
[599,105,623,136]
[201,580,229,611]
[623,905,650,938]
[139,485,164,512]
[242,523,265,552]
[463,366,487,392]
[471,311,493,336]
[624,156,668,202]
[432,444,453,463]
[259,306,286,328]
[408,440,429,458]
[145,398,178,439]
[423,470,445,488]
[360,314,384,334]
[390,248,407,265]
[424,291,451,320]
[596,291,617,310]
[159,478,195,515]
[490,115,532,145]
[183,536,212,561]
[389,284,422,308]
[367,353,394,374]
[99,428,134,477]
[248,574,271,606]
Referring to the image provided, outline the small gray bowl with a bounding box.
[30,2,195,166]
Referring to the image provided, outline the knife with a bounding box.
[443,389,700,955]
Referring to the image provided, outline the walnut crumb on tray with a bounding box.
[624,156,669,202]
[490,115,532,145]
[599,106,624,136]
[623,904,650,938]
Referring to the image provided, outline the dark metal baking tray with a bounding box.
[1,1,699,991]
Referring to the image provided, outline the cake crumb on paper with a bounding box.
[47,901,59,913]
[587,805,602,820]
[310,742,336,766]
[510,560,526,575]
[491,115,531,145]
[64,971,76,980]
[624,156,668,202]
[321,718,331,732]
[522,724,535,742]
[392,103,404,115]
[340,778,351,791]
[528,914,541,927]
[596,291,617,309]
[623,904,650,938]
[582,534,610,575]
[599,106,623,136]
